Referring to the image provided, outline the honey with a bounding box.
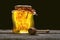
[12,5,36,33]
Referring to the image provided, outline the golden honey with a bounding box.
[12,5,36,33]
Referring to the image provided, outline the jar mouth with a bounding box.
[15,5,32,8]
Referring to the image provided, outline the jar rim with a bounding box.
[15,5,32,8]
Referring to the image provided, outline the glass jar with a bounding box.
[12,5,36,33]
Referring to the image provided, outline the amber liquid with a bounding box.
[12,10,34,33]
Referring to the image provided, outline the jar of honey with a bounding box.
[12,5,36,33]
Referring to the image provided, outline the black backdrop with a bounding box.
[0,0,60,30]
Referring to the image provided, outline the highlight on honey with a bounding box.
[12,5,36,33]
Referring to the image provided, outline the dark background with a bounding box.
[0,0,60,30]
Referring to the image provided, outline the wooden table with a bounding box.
[0,30,60,40]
